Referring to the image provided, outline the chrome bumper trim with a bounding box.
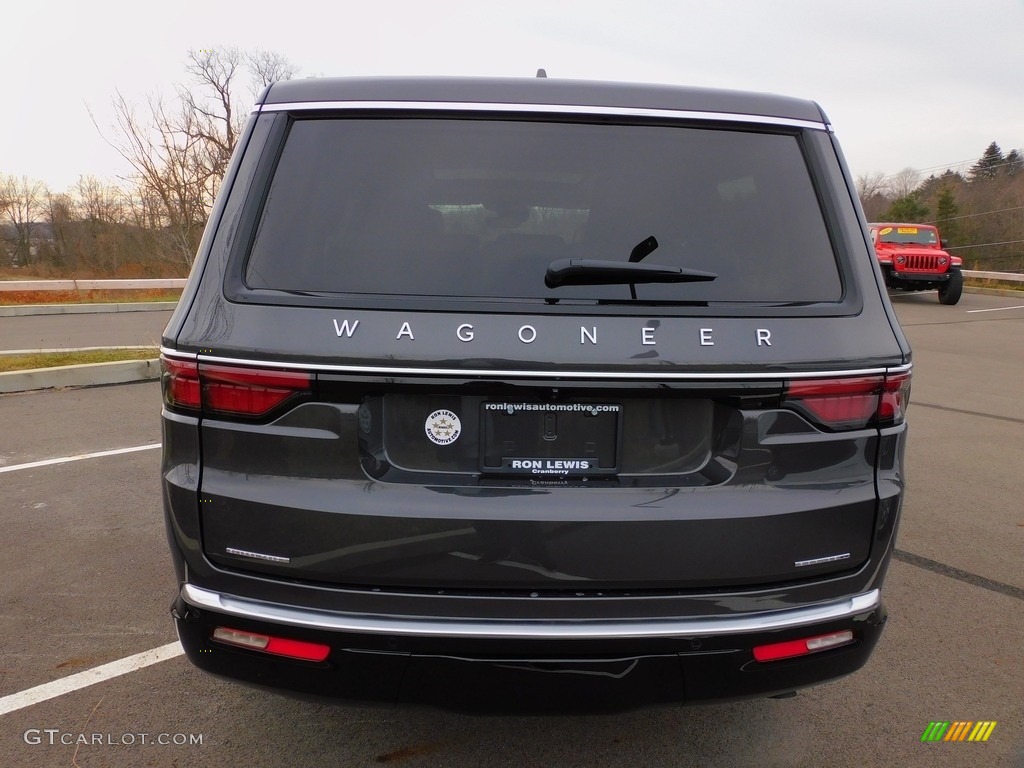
[181,584,880,640]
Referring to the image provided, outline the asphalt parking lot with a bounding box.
[0,291,1021,767]
[0,310,172,351]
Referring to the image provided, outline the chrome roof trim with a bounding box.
[183,584,879,640]
[254,100,828,131]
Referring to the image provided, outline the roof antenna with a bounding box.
[536,68,547,78]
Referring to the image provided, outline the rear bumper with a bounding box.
[173,584,887,712]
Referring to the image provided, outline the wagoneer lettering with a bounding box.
[330,318,780,351]
[162,76,911,713]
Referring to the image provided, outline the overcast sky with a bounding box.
[3,0,1022,192]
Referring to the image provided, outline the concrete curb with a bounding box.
[0,302,178,317]
[964,286,1024,298]
[0,346,159,356]
[0,359,161,394]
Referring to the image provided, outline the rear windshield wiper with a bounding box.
[545,259,718,289]
[546,234,717,294]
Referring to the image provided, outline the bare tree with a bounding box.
[246,48,300,94]
[855,171,889,200]
[0,174,47,266]
[179,47,300,184]
[107,91,215,265]
[75,175,126,226]
[97,47,297,266]
[855,171,894,221]
[887,167,922,199]
[42,191,75,268]
[179,47,245,185]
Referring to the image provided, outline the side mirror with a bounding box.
[940,239,949,248]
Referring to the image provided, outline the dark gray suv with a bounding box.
[160,77,911,712]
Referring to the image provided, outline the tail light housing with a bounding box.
[212,627,330,662]
[784,372,911,431]
[162,355,313,419]
[161,357,201,411]
[753,630,855,662]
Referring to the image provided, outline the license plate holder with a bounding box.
[481,402,621,476]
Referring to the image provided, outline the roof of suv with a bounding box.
[258,76,830,126]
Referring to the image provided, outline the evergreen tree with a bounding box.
[884,192,929,222]
[970,141,1004,181]
[1004,149,1024,177]
[934,186,959,244]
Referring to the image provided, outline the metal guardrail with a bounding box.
[0,279,186,291]
[962,270,1024,282]
[0,273,1021,291]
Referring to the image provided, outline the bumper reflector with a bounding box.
[752,630,854,662]
[212,627,330,662]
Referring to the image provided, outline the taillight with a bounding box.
[784,372,911,431]
[212,627,330,662]
[878,371,912,424]
[200,363,312,417]
[753,630,855,662]
[162,356,200,411]
[160,354,313,418]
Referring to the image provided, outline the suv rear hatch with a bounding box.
[165,361,907,590]
[166,105,908,594]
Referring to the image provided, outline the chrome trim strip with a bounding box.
[160,347,197,360]
[255,100,828,131]
[181,584,880,639]
[184,351,893,381]
[225,547,291,564]
[795,553,851,568]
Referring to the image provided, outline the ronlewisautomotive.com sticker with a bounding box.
[483,402,620,415]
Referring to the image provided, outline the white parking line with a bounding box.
[966,304,1024,314]
[0,444,160,474]
[0,642,184,716]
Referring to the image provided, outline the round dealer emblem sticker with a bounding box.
[425,409,462,445]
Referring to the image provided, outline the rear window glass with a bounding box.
[244,118,842,305]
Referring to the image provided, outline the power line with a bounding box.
[878,158,974,181]
[879,154,1023,181]
[932,205,1024,223]
[946,239,1024,251]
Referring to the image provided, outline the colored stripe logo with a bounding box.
[921,721,996,742]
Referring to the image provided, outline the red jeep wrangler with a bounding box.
[869,222,963,304]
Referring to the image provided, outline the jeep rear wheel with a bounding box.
[938,270,963,305]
